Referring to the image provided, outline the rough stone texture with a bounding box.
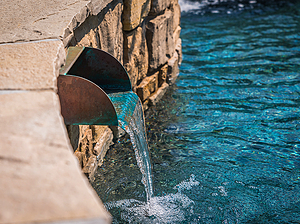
[136,72,159,102]
[92,126,114,164]
[175,37,183,65]
[70,125,113,180]
[150,0,173,15]
[122,0,151,31]
[0,40,65,90]
[91,0,115,15]
[0,0,94,44]
[171,2,181,32]
[71,0,123,63]
[75,24,101,49]
[159,64,168,87]
[146,10,174,72]
[0,91,111,224]
[149,82,169,105]
[167,50,179,84]
[124,24,148,89]
[174,26,181,46]
[142,99,150,111]
[97,0,124,63]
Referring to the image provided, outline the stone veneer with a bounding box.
[0,0,181,223]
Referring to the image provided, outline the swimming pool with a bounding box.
[93,0,300,222]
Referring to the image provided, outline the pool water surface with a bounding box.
[92,0,300,223]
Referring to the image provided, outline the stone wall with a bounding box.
[65,0,182,180]
[0,0,181,223]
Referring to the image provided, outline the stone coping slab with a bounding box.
[0,0,114,44]
[0,90,111,224]
[0,39,65,90]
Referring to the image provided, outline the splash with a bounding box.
[179,0,202,12]
[105,175,200,223]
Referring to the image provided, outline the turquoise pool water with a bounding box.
[93,0,300,223]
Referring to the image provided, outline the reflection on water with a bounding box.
[93,0,300,223]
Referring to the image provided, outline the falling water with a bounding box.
[108,91,154,202]
[118,100,154,201]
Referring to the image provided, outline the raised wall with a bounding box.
[0,0,181,223]
[66,0,182,180]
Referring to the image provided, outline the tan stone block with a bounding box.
[98,1,124,63]
[0,40,65,90]
[0,90,110,224]
[91,0,115,15]
[149,82,169,105]
[74,151,84,168]
[159,64,168,87]
[171,2,181,32]
[110,126,126,139]
[72,125,113,180]
[146,10,174,72]
[142,99,149,111]
[175,38,182,65]
[136,72,159,101]
[122,0,151,31]
[124,25,148,87]
[92,126,113,156]
[82,155,98,180]
[150,0,173,15]
[0,0,92,43]
[77,28,101,48]
[72,1,123,62]
[167,50,179,84]
[174,26,181,46]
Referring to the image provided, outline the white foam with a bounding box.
[173,174,200,193]
[179,0,202,12]
[106,175,200,223]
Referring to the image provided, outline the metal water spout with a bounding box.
[57,47,140,129]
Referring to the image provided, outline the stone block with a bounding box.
[0,0,92,44]
[71,0,123,62]
[110,126,126,140]
[146,10,174,72]
[149,82,169,105]
[72,125,113,180]
[92,126,113,156]
[82,155,98,180]
[74,151,84,168]
[124,25,148,88]
[122,0,151,31]
[91,0,115,15]
[167,50,179,84]
[175,37,183,65]
[171,2,181,32]
[76,27,101,48]
[174,26,181,46]
[0,90,110,224]
[97,0,124,63]
[159,64,168,87]
[136,72,159,102]
[0,40,65,90]
[142,99,149,111]
[150,0,173,15]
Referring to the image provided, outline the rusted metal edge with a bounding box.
[57,75,118,126]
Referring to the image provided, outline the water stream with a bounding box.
[119,101,154,201]
[93,0,300,223]
[108,91,154,201]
